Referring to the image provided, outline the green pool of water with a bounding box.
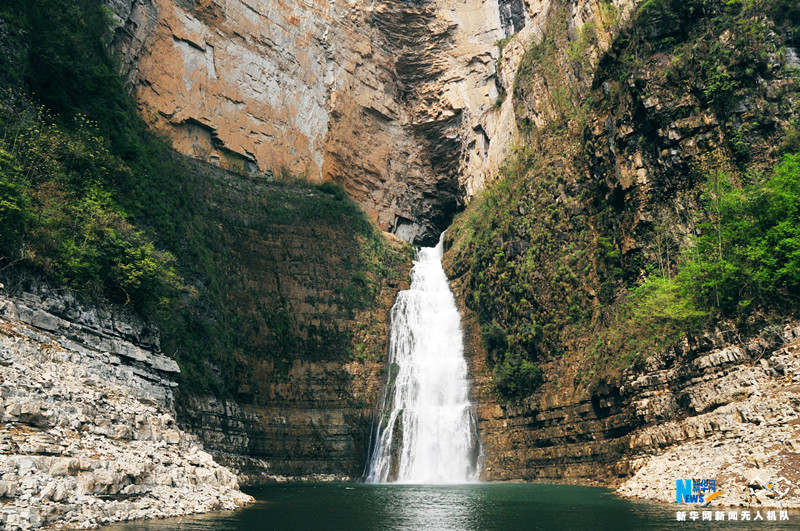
[106,483,798,530]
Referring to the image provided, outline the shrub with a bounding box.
[495,355,544,399]
[0,0,411,396]
[481,320,508,356]
[0,151,28,254]
[0,95,183,308]
[677,155,800,315]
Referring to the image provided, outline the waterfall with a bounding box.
[365,234,481,484]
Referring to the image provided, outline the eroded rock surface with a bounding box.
[442,0,800,492]
[175,357,386,484]
[0,286,251,530]
[617,336,800,508]
[458,287,800,495]
[107,0,509,244]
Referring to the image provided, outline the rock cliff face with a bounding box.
[452,281,800,492]
[461,0,640,196]
[442,0,800,492]
[0,280,251,530]
[98,0,800,498]
[0,146,413,511]
[617,335,800,508]
[107,0,512,244]
[106,0,636,236]
[145,161,413,484]
[175,356,384,483]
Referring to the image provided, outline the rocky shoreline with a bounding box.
[4,277,800,529]
[617,332,800,509]
[0,285,251,530]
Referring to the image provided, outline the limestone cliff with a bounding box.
[82,0,800,499]
[107,0,513,244]
[443,0,800,493]
[454,287,800,490]
[0,280,251,529]
[143,160,414,484]
[175,357,384,484]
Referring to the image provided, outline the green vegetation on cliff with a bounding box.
[0,0,410,394]
[446,0,800,399]
[0,0,183,310]
[0,96,183,310]
[649,155,800,318]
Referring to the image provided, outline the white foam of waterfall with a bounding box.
[365,234,480,484]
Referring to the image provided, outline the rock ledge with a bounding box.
[0,287,252,530]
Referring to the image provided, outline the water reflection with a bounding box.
[105,483,800,531]
[380,485,481,531]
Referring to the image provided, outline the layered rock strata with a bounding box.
[152,163,412,484]
[464,0,640,196]
[0,284,251,530]
[444,0,800,491]
[454,277,800,493]
[175,357,386,484]
[618,334,800,507]
[97,0,800,497]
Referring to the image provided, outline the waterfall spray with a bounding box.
[366,234,481,484]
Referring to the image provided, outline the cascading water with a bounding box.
[365,234,481,484]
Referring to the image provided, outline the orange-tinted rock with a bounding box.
[108,0,510,244]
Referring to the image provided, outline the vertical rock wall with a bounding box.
[443,0,800,489]
[175,357,385,483]
[107,0,509,244]
[101,0,647,485]
[449,274,800,488]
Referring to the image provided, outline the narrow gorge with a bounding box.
[1,0,800,528]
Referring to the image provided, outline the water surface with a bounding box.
[106,483,798,530]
